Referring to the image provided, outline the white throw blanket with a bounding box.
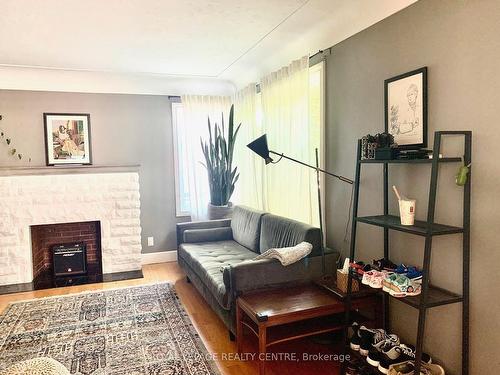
[253,241,313,266]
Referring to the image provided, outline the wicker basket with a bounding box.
[336,270,359,293]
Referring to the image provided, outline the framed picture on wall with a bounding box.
[43,113,92,165]
[385,67,427,149]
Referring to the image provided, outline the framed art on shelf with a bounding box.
[43,113,92,166]
[384,67,427,149]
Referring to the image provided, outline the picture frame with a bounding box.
[43,113,92,166]
[384,67,427,149]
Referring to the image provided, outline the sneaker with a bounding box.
[350,323,361,351]
[361,271,375,286]
[388,360,444,375]
[350,261,365,273]
[351,263,372,279]
[395,264,408,274]
[388,275,422,298]
[406,266,423,281]
[379,344,432,374]
[373,258,397,272]
[366,339,398,367]
[350,324,375,351]
[361,264,373,274]
[382,273,399,292]
[359,328,399,356]
[369,271,393,289]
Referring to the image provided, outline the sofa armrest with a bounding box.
[176,219,232,247]
[223,252,339,297]
[183,227,233,243]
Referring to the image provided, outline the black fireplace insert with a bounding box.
[52,243,87,277]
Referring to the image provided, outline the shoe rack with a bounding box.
[343,131,471,375]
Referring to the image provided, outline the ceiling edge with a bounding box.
[0,66,236,96]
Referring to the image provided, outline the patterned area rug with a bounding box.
[0,283,220,374]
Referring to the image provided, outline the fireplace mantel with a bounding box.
[0,164,140,177]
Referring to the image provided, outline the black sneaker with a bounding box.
[366,339,398,367]
[359,329,398,357]
[377,344,432,374]
[349,322,360,351]
[372,258,397,272]
[350,324,375,352]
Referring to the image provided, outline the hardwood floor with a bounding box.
[0,262,342,375]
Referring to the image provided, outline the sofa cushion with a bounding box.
[230,206,265,253]
[259,214,322,257]
[178,240,256,309]
[183,227,233,243]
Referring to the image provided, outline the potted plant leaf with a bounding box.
[200,104,241,220]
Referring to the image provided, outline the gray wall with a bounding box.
[0,90,188,253]
[325,0,500,373]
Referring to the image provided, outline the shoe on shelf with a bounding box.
[395,264,409,274]
[382,273,399,293]
[366,339,398,367]
[373,258,397,272]
[350,323,374,351]
[406,266,423,281]
[359,328,399,357]
[351,262,372,279]
[369,270,393,289]
[388,360,445,375]
[362,264,373,274]
[378,344,432,374]
[362,271,375,286]
[351,324,377,352]
[350,323,362,351]
[350,261,365,272]
[388,275,422,298]
[382,273,400,293]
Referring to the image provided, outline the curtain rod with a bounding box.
[169,49,331,98]
[255,49,331,94]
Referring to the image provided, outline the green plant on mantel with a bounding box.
[200,104,241,206]
[0,114,31,162]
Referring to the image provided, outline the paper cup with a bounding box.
[399,199,416,225]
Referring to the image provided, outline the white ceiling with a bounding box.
[0,0,417,92]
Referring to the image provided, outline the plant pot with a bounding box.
[207,202,234,220]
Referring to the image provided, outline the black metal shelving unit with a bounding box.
[343,131,471,375]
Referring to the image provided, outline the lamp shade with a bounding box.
[247,134,273,164]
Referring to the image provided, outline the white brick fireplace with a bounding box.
[0,170,142,286]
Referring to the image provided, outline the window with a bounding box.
[171,61,325,221]
[171,102,191,217]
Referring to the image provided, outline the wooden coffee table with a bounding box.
[236,283,380,375]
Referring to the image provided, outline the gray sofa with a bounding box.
[176,205,339,335]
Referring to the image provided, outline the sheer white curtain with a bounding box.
[180,95,231,220]
[260,56,319,225]
[179,57,318,224]
[232,84,264,210]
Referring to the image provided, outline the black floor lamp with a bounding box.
[247,134,354,275]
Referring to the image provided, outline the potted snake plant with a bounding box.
[200,104,241,219]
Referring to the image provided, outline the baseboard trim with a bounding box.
[141,250,177,265]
